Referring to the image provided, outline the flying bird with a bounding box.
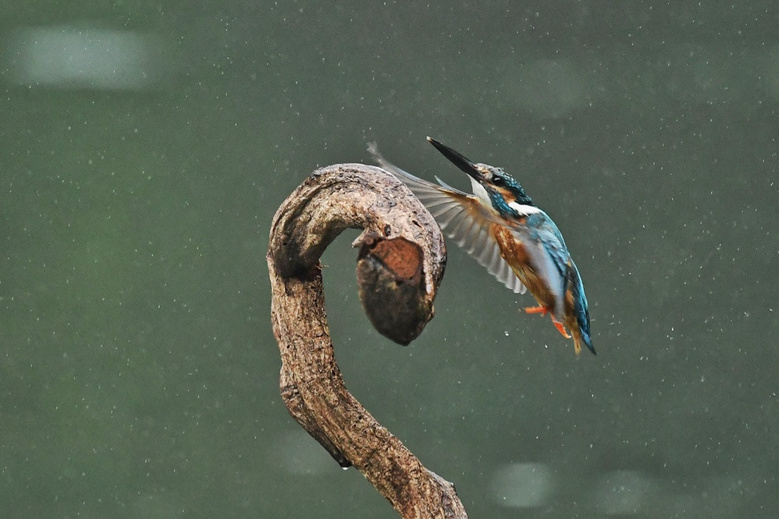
[369,137,594,355]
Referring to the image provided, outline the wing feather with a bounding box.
[369,143,527,295]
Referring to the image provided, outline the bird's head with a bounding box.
[427,136,534,218]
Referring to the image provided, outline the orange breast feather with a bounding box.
[491,224,555,310]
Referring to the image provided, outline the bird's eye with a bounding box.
[491,175,504,186]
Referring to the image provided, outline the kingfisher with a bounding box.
[368,137,594,355]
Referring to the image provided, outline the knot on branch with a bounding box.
[356,232,428,345]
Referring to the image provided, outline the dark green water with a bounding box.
[1,2,777,517]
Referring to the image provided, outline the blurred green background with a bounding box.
[1,2,777,517]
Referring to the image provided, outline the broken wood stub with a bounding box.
[356,232,428,345]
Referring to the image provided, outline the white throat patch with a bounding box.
[507,201,543,216]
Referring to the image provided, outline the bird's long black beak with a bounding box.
[427,137,482,180]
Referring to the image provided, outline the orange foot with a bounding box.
[524,306,549,316]
[552,320,572,339]
[525,306,573,338]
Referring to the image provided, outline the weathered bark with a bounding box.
[267,163,467,518]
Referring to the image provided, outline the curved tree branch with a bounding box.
[267,163,467,518]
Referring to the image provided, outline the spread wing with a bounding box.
[369,143,527,294]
